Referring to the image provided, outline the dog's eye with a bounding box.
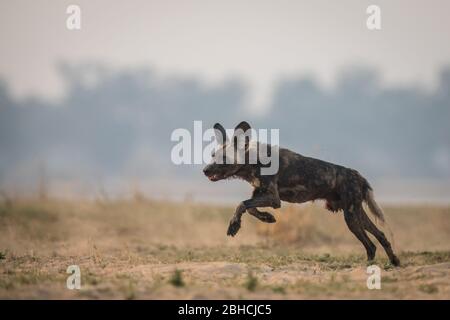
[211,150,215,158]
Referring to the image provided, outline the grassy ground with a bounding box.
[0,198,449,299]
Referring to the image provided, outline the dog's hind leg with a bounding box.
[247,208,276,223]
[360,209,400,266]
[344,209,377,262]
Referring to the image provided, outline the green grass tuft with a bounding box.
[244,271,258,292]
[169,269,185,287]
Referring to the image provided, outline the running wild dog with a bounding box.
[203,121,400,266]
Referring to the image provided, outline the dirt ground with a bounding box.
[0,198,449,299]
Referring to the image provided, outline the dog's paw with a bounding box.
[391,255,401,267]
[257,212,276,223]
[227,218,241,237]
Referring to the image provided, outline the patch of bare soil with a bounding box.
[0,200,449,299]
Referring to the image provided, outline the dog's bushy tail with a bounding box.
[365,188,385,224]
[364,186,397,250]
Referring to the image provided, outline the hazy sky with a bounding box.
[1,0,450,109]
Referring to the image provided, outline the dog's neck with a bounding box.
[232,164,260,185]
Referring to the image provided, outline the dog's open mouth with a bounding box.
[207,174,223,181]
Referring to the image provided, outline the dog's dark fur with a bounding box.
[203,121,400,266]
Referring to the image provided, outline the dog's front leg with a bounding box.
[247,208,276,223]
[226,202,247,237]
[227,196,280,237]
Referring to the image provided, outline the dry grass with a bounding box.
[0,198,449,299]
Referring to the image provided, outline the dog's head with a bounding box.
[203,121,253,182]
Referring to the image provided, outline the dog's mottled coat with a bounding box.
[203,121,400,266]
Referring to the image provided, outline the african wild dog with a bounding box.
[203,121,400,266]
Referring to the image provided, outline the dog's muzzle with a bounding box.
[203,166,223,181]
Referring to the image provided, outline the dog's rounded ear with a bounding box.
[213,123,228,144]
[233,121,252,150]
[234,121,251,134]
